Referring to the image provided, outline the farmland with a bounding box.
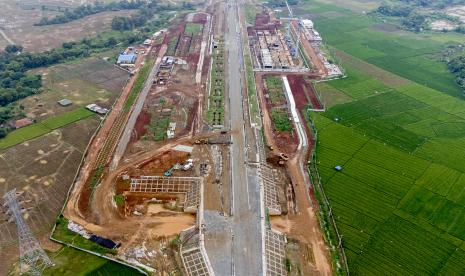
[23,57,129,121]
[0,117,100,275]
[184,22,203,35]
[42,246,143,276]
[0,108,94,149]
[0,0,134,52]
[296,0,465,98]
[303,0,465,274]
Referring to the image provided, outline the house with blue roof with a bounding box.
[117,53,137,66]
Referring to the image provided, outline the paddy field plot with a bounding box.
[298,0,465,98]
[22,57,128,121]
[43,246,143,276]
[304,1,465,273]
[0,117,100,275]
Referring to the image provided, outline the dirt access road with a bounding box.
[110,44,167,171]
[64,46,153,223]
[291,20,327,75]
[256,71,332,275]
[252,28,332,275]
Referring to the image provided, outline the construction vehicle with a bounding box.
[279,153,289,161]
[182,159,194,170]
[164,167,175,177]
[194,139,209,144]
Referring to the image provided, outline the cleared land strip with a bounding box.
[0,30,14,45]
[111,45,166,170]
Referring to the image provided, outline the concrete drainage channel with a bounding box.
[255,127,288,276]
[178,175,215,276]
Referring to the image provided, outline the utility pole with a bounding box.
[2,189,53,276]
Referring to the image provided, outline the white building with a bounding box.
[261,48,273,69]
[300,19,314,29]
[86,104,109,115]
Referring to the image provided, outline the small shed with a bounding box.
[334,165,343,171]
[11,118,33,129]
[57,99,72,106]
[173,145,193,153]
[117,54,137,64]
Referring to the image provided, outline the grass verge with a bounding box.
[43,246,143,276]
[52,216,117,255]
[123,59,154,112]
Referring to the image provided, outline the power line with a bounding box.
[2,189,53,276]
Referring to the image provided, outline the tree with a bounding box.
[402,13,427,32]
[105,37,118,47]
[0,127,8,138]
[377,4,413,17]
[4,45,23,54]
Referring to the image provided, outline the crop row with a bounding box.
[317,120,369,155]
[351,216,456,275]
[207,37,225,126]
[325,90,427,125]
[325,173,398,221]
[264,76,285,104]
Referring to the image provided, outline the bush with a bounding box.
[271,109,293,132]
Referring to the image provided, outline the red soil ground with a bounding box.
[256,73,299,154]
[287,75,323,110]
[132,110,151,142]
[192,13,208,24]
[256,13,270,26]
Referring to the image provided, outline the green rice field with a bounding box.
[0,108,94,149]
[303,0,465,274]
[184,22,203,36]
[43,246,143,276]
[299,0,465,98]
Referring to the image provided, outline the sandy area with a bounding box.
[430,20,457,31]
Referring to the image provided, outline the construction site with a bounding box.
[1,0,343,275]
[52,9,221,274]
[247,12,306,71]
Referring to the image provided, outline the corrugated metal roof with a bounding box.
[117,54,137,63]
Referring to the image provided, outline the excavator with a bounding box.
[164,167,175,177]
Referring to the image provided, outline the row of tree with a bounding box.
[374,1,465,32]
[111,2,191,31]
[443,45,465,93]
[35,0,146,26]
[397,0,465,8]
[265,0,299,8]
[111,9,154,31]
